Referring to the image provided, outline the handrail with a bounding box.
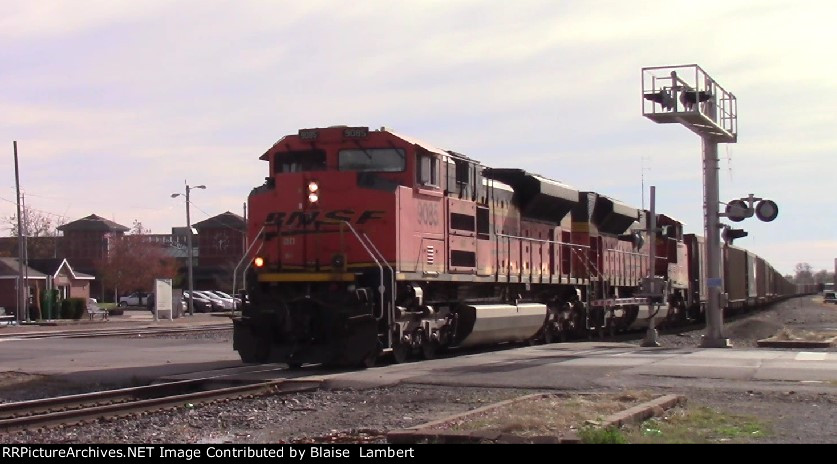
[231,225,266,316]
[363,232,396,348]
[569,245,599,279]
[495,232,590,249]
[604,248,668,260]
[496,231,592,278]
[342,222,386,324]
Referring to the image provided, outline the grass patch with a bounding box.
[624,405,772,444]
[579,426,627,444]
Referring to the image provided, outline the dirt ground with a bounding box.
[640,294,837,350]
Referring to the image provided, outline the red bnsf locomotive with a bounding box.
[233,125,797,367]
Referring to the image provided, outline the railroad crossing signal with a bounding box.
[722,226,748,245]
[725,200,748,222]
[642,64,737,349]
[723,195,779,223]
[618,230,645,250]
[755,199,778,222]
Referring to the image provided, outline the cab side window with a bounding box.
[417,152,439,187]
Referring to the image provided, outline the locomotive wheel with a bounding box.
[359,349,379,369]
[543,327,554,344]
[392,343,410,364]
[421,341,439,360]
[238,337,270,364]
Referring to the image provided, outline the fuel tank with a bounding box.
[455,303,547,348]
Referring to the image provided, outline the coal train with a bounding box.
[233,126,804,367]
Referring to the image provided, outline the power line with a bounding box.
[0,195,69,221]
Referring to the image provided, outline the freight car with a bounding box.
[233,125,798,367]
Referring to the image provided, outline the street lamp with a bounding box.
[171,182,206,316]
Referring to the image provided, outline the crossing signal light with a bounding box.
[755,199,778,222]
[725,199,749,222]
[722,226,748,245]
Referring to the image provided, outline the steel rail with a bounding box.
[0,324,232,340]
[0,378,319,432]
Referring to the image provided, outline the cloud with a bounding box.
[1,0,835,274]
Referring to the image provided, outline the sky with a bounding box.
[1,0,835,276]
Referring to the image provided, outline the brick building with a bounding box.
[56,214,129,300]
[0,257,92,319]
[192,212,246,291]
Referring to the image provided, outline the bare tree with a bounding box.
[793,262,814,284]
[813,269,835,285]
[130,220,150,235]
[3,205,65,258]
[4,205,64,238]
[97,235,178,295]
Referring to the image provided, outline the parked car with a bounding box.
[182,291,213,313]
[205,290,238,310]
[118,292,149,307]
[192,291,227,312]
[824,291,837,304]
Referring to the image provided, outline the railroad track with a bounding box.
[0,324,232,340]
[0,377,319,432]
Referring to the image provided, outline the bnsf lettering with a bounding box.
[324,209,354,222]
[266,210,384,228]
[417,202,439,226]
[357,210,384,224]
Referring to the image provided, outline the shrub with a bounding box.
[60,299,71,319]
[61,298,86,320]
[40,289,59,319]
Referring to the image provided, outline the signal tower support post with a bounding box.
[642,65,738,348]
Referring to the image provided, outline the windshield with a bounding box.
[338,148,405,172]
[275,150,326,173]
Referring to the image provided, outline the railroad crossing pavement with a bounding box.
[153,342,837,393]
[0,311,835,391]
[292,343,837,392]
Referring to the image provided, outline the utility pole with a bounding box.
[243,202,248,252]
[172,182,205,316]
[22,193,30,322]
[13,142,25,325]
